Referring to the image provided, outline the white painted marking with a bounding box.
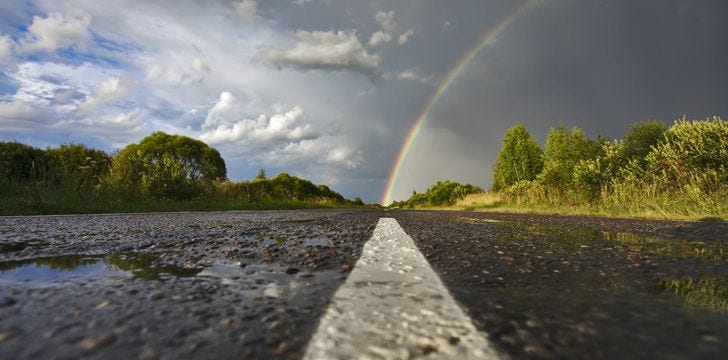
[304,218,501,359]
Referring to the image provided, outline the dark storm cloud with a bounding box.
[395,0,728,200]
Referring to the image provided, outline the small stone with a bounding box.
[0,331,12,342]
[219,318,233,326]
[701,334,720,343]
[94,300,111,310]
[149,291,164,300]
[340,264,352,272]
[80,334,115,351]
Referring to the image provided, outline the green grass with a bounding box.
[0,182,355,216]
[449,191,728,221]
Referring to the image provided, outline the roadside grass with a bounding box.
[0,182,355,216]
[446,191,728,222]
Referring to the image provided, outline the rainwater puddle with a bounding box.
[0,253,202,285]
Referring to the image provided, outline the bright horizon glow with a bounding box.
[381,0,541,205]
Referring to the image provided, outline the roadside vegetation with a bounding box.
[394,116,728,221]
[390,180,481,208]
[0,132,366,215]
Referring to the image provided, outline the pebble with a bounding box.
[149,291,164,300]
[80,334,116,351]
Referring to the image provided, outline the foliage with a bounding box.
[538,125,602,192]
[492,123,543,190]
[217,173,346,203]
[484,116,728,220]
[256,168,267,180]
[0,132,362,215]
[106,132,227,200]
[0,142,47,182]
[46,144,112,190]
[391,180,481,208]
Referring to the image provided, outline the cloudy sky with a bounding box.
[1,0,727,203]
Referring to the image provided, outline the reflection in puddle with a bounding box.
[661,276,728,313]
[603,231,728,263]
[461,218,728,313]
[0,255,122,283]
[496,220,726,263]
[0,242,33,253]
[0,253,202,284]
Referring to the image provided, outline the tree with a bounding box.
[621,119,667,163]
[0,142,46,182]
[538,125,601,190]
[255,168,267,180]
[106,132,227,199]
[45,144,111,190]
[492,124,544,190]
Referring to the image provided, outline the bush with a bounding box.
[394,180,481,208]
[642,116,727,192]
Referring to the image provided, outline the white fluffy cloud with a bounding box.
[369,10,414,48]
[398,28,414,45]
[258,30,379,75]
[368,31,391,47]
[77,76,132,114]
[200,105,317,144]
[276,139,363,169]
[395,68,432,84]
[19,12,92,53]
[203,91,238,128]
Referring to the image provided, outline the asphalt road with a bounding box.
[1,209,727,359]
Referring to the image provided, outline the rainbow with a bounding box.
[381,0,541,205]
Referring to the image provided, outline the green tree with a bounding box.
[492,123,544,190]
[622,119,667,161]
[0,142,47,182]
[45,144,111,190]
[106,132,227,199]
[255,168,267,180]
[538,125,601,190]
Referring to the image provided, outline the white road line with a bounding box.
[304,218,501,360]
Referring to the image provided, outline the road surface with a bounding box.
[1,209,727,359]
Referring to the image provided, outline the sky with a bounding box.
[1,0,727,204]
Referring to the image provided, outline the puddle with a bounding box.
[0,253,202,284]
[0,255,125,284]
[660,276,728,313]
[496,221,727,263]
[603,231,728,263]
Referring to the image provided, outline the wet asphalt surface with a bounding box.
[1,209,727,359]
[393,211,728,359]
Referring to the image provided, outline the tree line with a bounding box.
[492,116,727,208]
[0,131,357,214]
[393,116,727,217]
